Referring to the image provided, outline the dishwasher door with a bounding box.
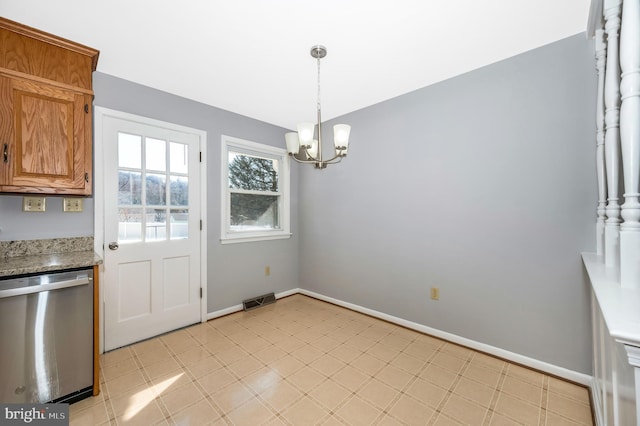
[0,268,94,404]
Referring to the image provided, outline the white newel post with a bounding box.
[619,0,640,288]
[604,0,623,268]
[596,29,608,257]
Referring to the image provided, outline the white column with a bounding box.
[620,0,640,289]
[596,29,608,257]
[604,0,623,269]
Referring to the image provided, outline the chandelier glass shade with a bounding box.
[285,45,351,169]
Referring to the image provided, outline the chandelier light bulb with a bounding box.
[333,124,351,151]
[297,122,315,147]
[306,140,319,159]
[285,132,300,154]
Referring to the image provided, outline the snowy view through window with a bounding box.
[117,133,189,242]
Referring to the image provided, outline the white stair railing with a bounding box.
[619,0,640,288]
[596,28,607,257]
[594,0,640,289]
[604,0,623,269]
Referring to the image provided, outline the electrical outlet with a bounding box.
[63,198,83,212]
[23,196,46,212]
[430,287,440,300]
[265,266,271,276]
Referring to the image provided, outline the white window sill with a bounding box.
[220,233,292,244]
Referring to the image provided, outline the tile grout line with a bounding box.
[163,327,233,423]
[211,320,267,423]
[257,314,346,423]
[399,340,445,426]
[144,335,190,423]
[433,348,478,425]
[412,342,452,425]
[348,333,421,425]
[202,330,273,423]
[101,347,141,424]
[539,374,549,426]
[481,355,509,426]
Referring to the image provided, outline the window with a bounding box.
[221,135,290,243]
[118,132,192,243]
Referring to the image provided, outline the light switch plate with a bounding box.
[23,196,46,212]
[63,198,83,212]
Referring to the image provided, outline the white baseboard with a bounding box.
[275,288,299,299]
[206,288,592,386]
[206,289,299,320]
[207,303,243,320]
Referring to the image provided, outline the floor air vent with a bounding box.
[243,292,276,311]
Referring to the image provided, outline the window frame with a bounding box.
[221,135,291,244]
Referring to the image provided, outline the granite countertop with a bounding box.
[0,237,103,278]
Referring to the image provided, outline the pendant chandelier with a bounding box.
[285,45,351,169]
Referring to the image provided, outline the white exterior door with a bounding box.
[100,112,204,351]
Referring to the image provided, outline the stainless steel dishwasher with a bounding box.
[0,267,94,404]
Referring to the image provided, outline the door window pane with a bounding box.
[170,209,189,240]
[169,176,188,206]
[146,209,166,241]
[146,174,166,206]
[118,171,142,205]
[118,133,142,169]
[146,138,166,171]
[230,193,279,230]
[118,208,143,242]
[170,142,188,174]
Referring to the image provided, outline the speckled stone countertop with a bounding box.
[0,237,102,278]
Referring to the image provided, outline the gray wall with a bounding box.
[93,73,299,313]
[0,196,94,239]
[0,73,300,313]
[298,34,596,374]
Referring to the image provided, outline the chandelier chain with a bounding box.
[317,56,321,112]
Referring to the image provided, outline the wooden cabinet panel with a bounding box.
[0,17,98,195]
[0,77,92,194]
[0,22,96,91]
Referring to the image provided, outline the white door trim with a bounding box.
[93,106,207,354]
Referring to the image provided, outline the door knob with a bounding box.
[108,242,119,250]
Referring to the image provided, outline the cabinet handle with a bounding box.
[84,104,89,114]
[3,144,6,163]
[84,172,89,182]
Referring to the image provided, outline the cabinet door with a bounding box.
[0,76,92,195]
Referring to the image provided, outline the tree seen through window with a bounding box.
[228,154,279,227]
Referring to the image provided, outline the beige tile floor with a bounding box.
[70,294,593,425]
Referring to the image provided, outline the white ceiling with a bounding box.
[1,1,590,130]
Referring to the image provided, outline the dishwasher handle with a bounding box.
[0,276,92,299]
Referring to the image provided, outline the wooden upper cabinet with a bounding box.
[0,18,99,195]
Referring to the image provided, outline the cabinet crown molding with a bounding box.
[0,17,99,71]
